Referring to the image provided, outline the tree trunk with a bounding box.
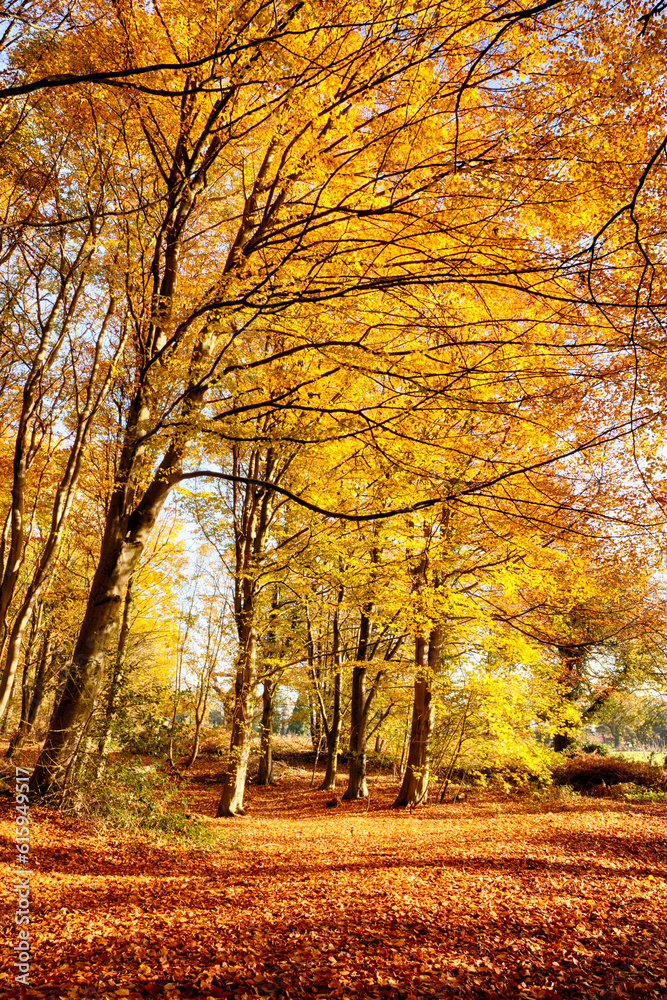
[343,603,385,801]
[185,721,203,770]
[257,678,275,786]
[6,617,48,758]
[0,673,16,735]
[216,634,257,817]
[343,606,372,800]
[398,708,410,777]
[97,577,134,767]
[343,664,368,799]
[185,670,217,770]
[6,661,31,758]
[31,495,167,798]
[0,576,50,721]
[553,645,585,753]
[25,637,52,727]
[319,584,343,792]
[553,732,575,753]
[319,668,341,791]
[309,695,322,751]
[0,296,119,720]
[394,627,440,808]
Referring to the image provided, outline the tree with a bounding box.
[25,0,667,802]
[481,537,667,751]
[393,511,449,808]
[183,583,227,770]
[308,580,346,792]
[0,197,124,718]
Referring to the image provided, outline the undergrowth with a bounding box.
[71,758,218,846]
[620,783,667,803]
[552,753,667,792]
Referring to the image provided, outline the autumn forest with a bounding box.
[2,0,667,997]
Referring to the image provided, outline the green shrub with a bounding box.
[620,783,667,803]
[99,684,188,757]
[582,742,609,756]
[74,759,217,846]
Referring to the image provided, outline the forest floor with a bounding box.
[2,743,667,999]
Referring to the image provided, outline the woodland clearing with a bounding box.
[3,4,667,996]
[2,746,667,1000]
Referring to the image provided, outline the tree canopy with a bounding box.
[0,0,666,815]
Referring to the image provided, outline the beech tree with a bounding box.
[183,438,308,814]
[20,0,539,797]
[0,216,123,716]
[393,516,446,808]
[479,536,667,751]
[307,580,346,792]
[12,0,665,804]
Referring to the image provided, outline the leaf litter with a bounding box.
[2,769,667,999]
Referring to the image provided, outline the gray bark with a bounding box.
[96,577,134,766]
[257,678,276,785]
[216,633,257,816]
[319,667,342,791]
[394,625,442,808]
